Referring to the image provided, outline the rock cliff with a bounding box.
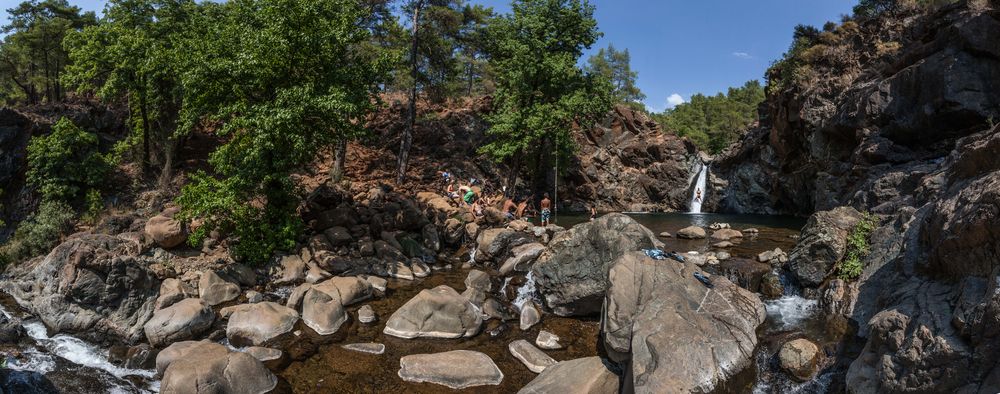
[715,2,1000,392]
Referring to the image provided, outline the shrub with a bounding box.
[838,212,878,281]
[26,117,109,202]
[0,200,75,266]
[177,172,302,265]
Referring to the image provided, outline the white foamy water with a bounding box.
[764,295,818,329]
[22,320,157,380]
[689,162,709,213]
[1,304,156,392]
[513,272,537,308]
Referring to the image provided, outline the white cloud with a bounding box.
[732,51,753,59]
[665,93,685,109]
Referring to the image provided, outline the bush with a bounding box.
[0,200,75,266]
[837,212,878,281]
[177,172,302,265]
[26,117,109,202]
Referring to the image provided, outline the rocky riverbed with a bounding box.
[0,179,829,393]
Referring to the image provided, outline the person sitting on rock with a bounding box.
[516,198,528,219]
[502,197,517,221]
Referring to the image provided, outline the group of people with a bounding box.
[441,170,557,226]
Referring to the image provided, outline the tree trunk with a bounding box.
[331,139,347,182]
[138,92,151,174]
[505,151,521,197]
[532,136,553,206]
[396,0,424,185]
[158,139,175,190]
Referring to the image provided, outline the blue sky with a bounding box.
[12,0,856,112]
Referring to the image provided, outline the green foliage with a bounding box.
[766,24,821,95]
[838,212,878,281]
[26,117,109,202]
[585,44,645,103]
[82,189,103,223]
[0,200,74,266]
[0,0,96,104]
[652,80,764,153]
[175,0,388,265]
[480,0,613,175]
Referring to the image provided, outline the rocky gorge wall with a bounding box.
[711,1,1000,392]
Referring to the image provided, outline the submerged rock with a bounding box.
[357,305,376,324]
[518,357,619,394]
[398,350,503,389]
[342,342,385,355]
[383,285,482,339]
[601,252,765,393]
[532,213,663,316]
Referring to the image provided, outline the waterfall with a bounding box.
[513,272,537,308]
[689,162,709,213]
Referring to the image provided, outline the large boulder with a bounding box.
[532,213,663,316]
[601,252,766,393]
[198,271,240,306]
[0,234,158,343]
[788,207,862,287]
[226,302,298,346]
[310,276,373,306]
[143,298,214,347]
[158,341,277,394]
[779,338,820,381]
[499,243,545,275]
[398,350,504,389]
[301,288,349,335]
[518,357,620,394]
[709,228,743,242]
[274,254,306,285]
[145,215,187,249]
[383,285,482,339]
[154,278,196,311]
[476,228,534,263]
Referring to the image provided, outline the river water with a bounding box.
[2,212,822,393]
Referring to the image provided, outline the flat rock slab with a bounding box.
[509,339,556,373]
[398,350,503,389]
[342,343,385,355]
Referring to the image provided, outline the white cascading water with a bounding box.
[513,272,537,308]
[1,305,157,392]
[689,162,709,213]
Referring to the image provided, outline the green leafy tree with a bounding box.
[481,0,613,194]
[654,80,764,153]
[177,0,388,264]
[63,0,210,185]
[26,117,109,202]
[585,44,645,103]
[0,0,96,104]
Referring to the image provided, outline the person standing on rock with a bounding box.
[696,188,703,203]
[540,193,552,226]
[590,206,598,221]
[516,198,528,219]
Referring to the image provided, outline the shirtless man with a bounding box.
[516,199,528,219]
[695,188,703,203]
[502,197,517,221]
[540,193,552,226]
